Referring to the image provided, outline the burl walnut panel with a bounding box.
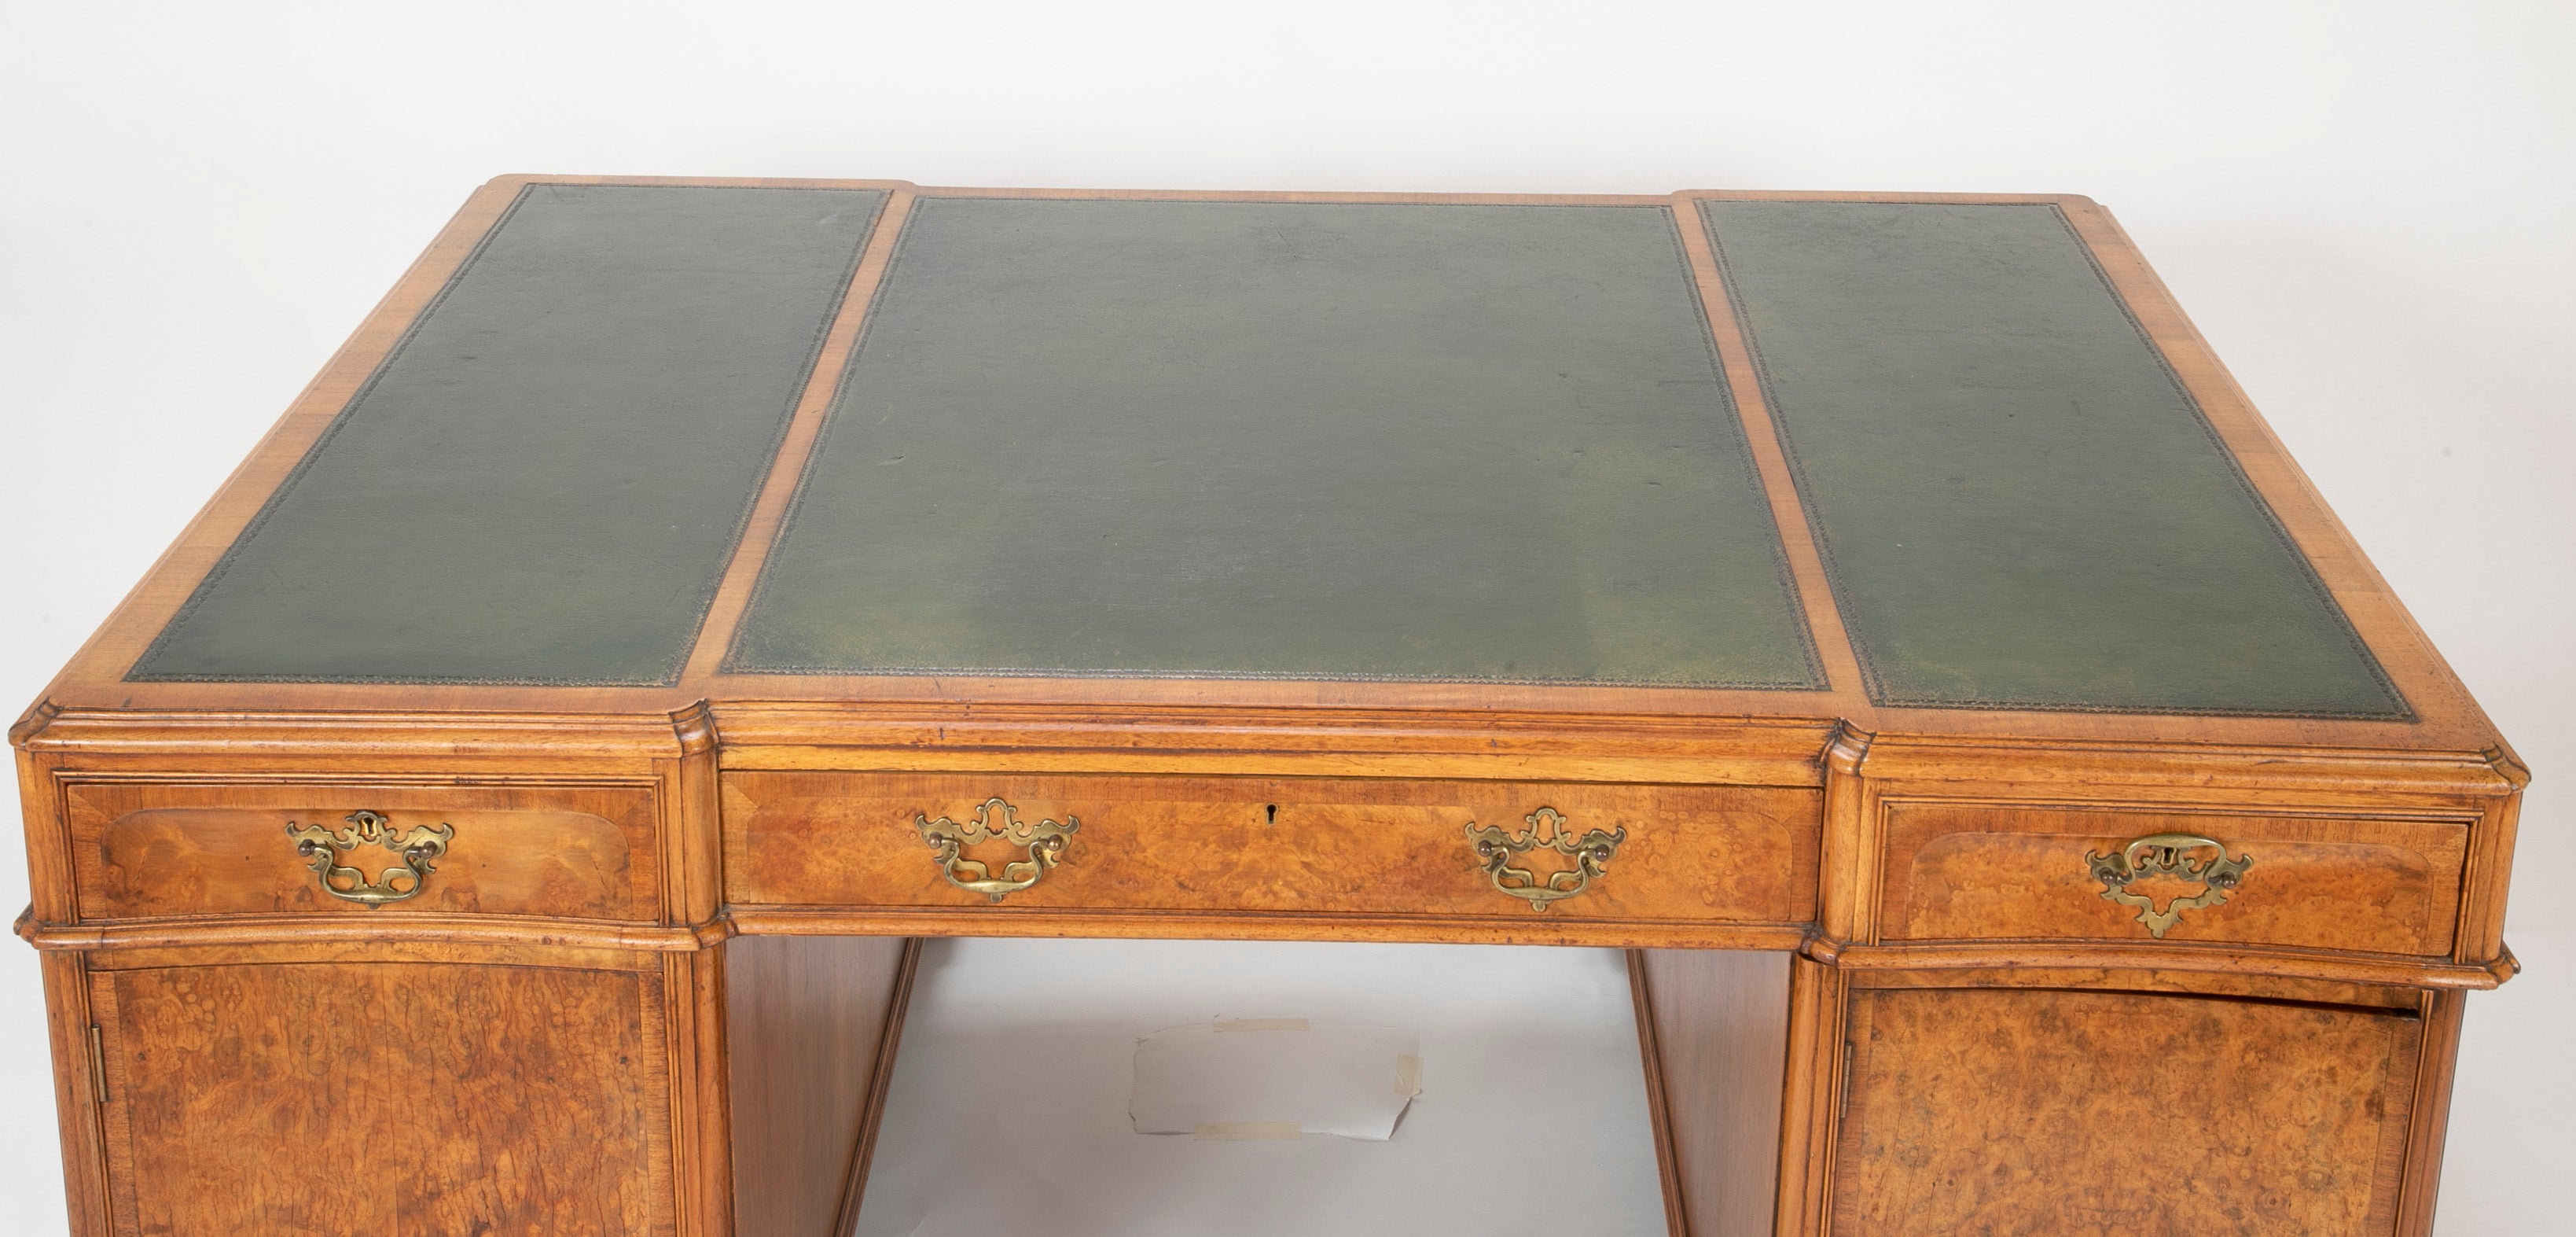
[723,772,1820,924]
[1881,801,2469,955]
[1834,987,2420,1236]
[90,958,671,1236]
[65,781,660,922]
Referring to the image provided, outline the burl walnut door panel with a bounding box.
[89,957,671,1237]
[1832,986,2420,1236]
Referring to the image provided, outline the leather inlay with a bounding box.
[729,197,1821,687]
[1700,201,2407,717]
[131,184,887,684]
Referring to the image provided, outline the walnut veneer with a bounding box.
[13,176,2524,1237]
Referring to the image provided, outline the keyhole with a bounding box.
[1265,804,1278,825]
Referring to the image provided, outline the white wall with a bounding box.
[2,2,2567,1231]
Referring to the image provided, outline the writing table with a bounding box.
[11,177,2524,1235]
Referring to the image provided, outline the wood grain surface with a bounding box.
[1636,949,1792,1237]
[1832,986,2420,1236]
[92,956,672,1236]
[1841,963,2424,1010]
[723,771,1820,926]
[1880,801,2471,955]
[65,780,660,923]
[723,935,914,1237]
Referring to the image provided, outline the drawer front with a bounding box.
[723,772,1819,924]
[67,781,662,923]
[1880,801,2469,955]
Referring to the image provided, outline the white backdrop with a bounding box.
[2,2,2569,1231]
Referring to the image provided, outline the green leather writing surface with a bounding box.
[729,197,1822,687]
[132,184,885,684]
[1700,201,2405,717]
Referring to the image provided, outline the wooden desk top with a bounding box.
[11,182,2523,1237]
[13,177,2515,768]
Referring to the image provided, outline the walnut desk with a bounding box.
[13,178,2524,1237]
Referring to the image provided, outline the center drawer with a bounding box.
[721,771,1820,925]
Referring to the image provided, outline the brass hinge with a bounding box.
[1838,1039,1856,1110]
[86,1025,107,1105]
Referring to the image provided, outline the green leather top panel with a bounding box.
[131,184,886,684]
[1700,201,2405,718]
[728,197,1821,687]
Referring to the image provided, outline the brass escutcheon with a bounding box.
[2085,832,2254,939]
[1464,807,1626,911]
[283,810,454,906]
[914,798,1079,903]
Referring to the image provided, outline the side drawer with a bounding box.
[1879,801,2471,955]
[722,771,1820,924]
[64,780,662,923]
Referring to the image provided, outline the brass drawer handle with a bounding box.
[2085,832,2254,938]
[915,798,1079,903]
[1466,808,1626,911]
[284,810,454,906]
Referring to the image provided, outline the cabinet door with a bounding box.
[1832,986,2420,1236]
[90,958,672,1237]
